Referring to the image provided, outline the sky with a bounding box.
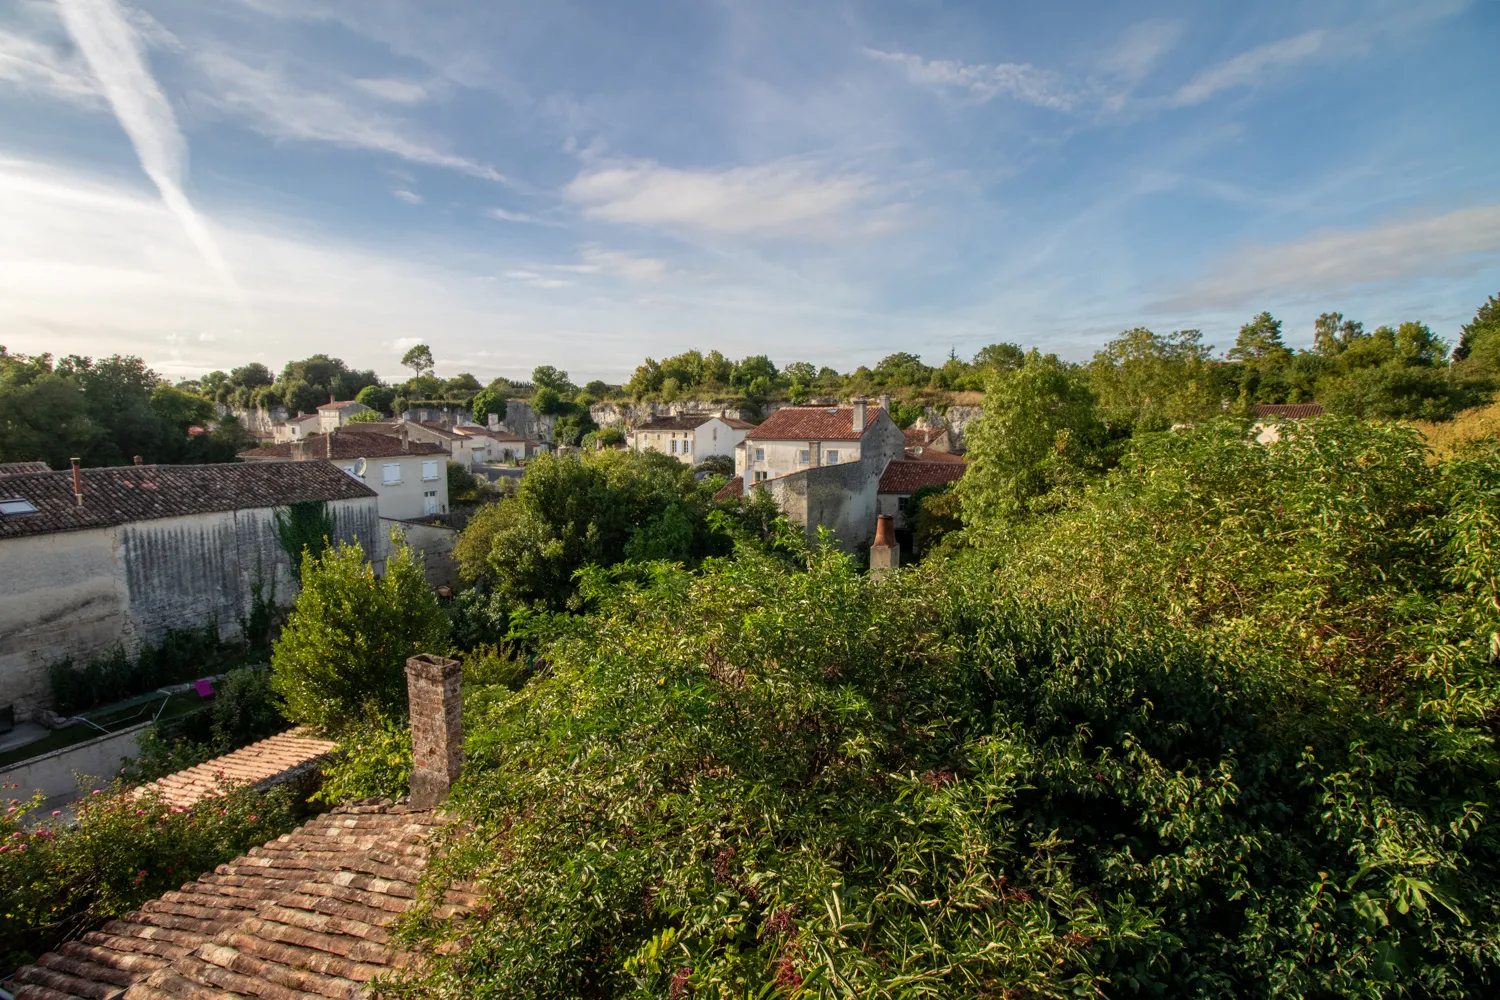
[1,0,1497,384]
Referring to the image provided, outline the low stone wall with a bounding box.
[1,723,149,802]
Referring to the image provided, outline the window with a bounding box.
[422,460,439,481]
[423,490,439,515]
[798,450,810,464]
[754,447,765,461]
[670,439,678,455]
[825,450,839,464]
[897,496,910,512]
[754,471,768,482]
[683,438,693,454]
[382,463,401,485]
[0,497,38,515]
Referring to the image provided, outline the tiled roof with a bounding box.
[904,448,968,464]
[1250,403,1324,419]
[316,399,365,410]
[0,463,377,541]
[719,417,757,430]
[878,460,969,495]
[903,426,946,447]
[416,421,465,440]
[8,800,472,1000]
[241,433,447,461]
[746,406,885,441]
[713,476,744,502]
[633,415,716,432]
[135,729,338,810]
[0,461,51,476]
[457,428,532,444]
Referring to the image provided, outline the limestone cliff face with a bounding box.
[937,405,984,451]
[499,400,557,443]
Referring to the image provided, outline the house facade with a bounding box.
[315,399,373,433]
[240,429,450,521]
[876,460,969,530]
[453,426,543,464]
[631,414,755,464]
[0,462,379,723]
[271,413,320,444]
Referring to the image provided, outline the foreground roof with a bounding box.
[903,426,947,448]
[0,461,51,476]
[878,460,969,495]
[713,476,744,502]
[241,433,447,461]
[0,463,377,540]
[9,800,468,1000]
[747,406,886,441]
[136,729,338,810]
[1250,403,1325,419]
[633,414,717,432]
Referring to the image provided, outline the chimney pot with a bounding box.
[329,393,335,405]
[132,455,143,466]
[870,513,898,579]
[70,457,83,506]
[879,393,892,416]
[851,397,867,433]
[406,654,463,808]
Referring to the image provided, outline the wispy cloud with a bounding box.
[0,22,100,106]
[569,246,669,281]
[352,76,433,104]
[55,0,239,296]
[1100,20,1183,84]
[504,269,574,289]
[193,50,507,182]
[865,48,1080,111]
[565,159,878,238]
[391,188,423,204]
[483,206,553,225]
[1160,204,1500,310]
[1170,30,1326,107]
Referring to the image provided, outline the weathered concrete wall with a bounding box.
[384,519,458,588]
[934,405,982,451]
[1,723,149,801]
[0,498,378,722]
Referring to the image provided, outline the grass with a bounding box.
[1410,398,1500,459]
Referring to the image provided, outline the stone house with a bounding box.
[0,461,379,724]
[270,412,320,443]
[315,398,373,433]
[239,429,450,521]
[631,414,756,464]
[876,459,969,531]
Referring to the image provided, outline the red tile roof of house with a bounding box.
[241,433,447,461]
[633,414,715,432]
[713,476,744,502]
[720,417,757,430]
[458,428,534,444]
[878,460,969,495]
[0,463,377,540]
[0,461,51,476]
[746,406,885,441]
[315,399,365,410]
[1250,403,1325,419]
[7,800,471,1000]
[904,447,968,464]
[903,426,946,447]
[135,729,338,810]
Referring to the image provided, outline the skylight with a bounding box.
[0,498,39,515]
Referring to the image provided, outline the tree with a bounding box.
[531,366,574,394]
[973,342,1025,372]
[472,388,507,426]
[229,362,273,389]
[782,361,818,386]
[356,384,397,415]
[584,380,609,398]
[444,372,482,397]
[401,344,436,378]
[732,355,778,390]
[1087,327,1220,432]
[1228,311,1290,362]
[960,351,1111,531]
[532,386,563,416]
[1313,311,1363,356]
[873,351,931,388]
[270,537,448,731]
[1454,293,1500,363]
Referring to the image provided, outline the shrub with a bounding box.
[312,721,413,806]
[123,666,287,782]
[270,537,448,732]
[274,500,335,582]
[47,622,240,716]
[0,780,295,970]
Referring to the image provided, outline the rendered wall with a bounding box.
[0,497,378,722]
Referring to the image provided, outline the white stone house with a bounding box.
[631,414,756,464]
[272,413,321,444]
[0,461,379,723]
[315,399,373,433]
[240,429,450,521]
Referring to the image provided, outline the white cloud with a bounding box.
[56,0,239,297]
[565,159,878,238]
[352,76,433,104]
[0,25,101,105]
[504,269,574,289]
[573,246,668,281]
[192,50,507,182]
[1171,30,1326,107]
[484,206,547,225]
[1101,20,1183,83]
[865,48,1079,111]
[391,188,423,204]
[1161,204,1500,310]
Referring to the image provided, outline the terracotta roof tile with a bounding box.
[0,463,376,541]
[9,802,464,1000]
[0,461,52,476]
[316,400,365,410]
[904,448,967,464]
[878,460,969,495]
[1250,403,1325,419]
[712,476,744,502]
[746,406,885,442]
[135,730,338,810]
[241,432,447,461]
[903,427,946,447]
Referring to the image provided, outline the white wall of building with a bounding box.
[334,453,449,520]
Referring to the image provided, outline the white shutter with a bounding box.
[382,463,400,484]
[422,460,439,481]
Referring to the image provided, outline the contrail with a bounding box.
[57,0,241,297]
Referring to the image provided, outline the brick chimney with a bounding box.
[406,654,463,808]
[852,397,867,433]
[70,457,83,506]
[133,455,143,466]
[870,513,898,579]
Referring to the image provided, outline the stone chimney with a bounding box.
[488,412,499,430]
[852,397,867,433]
[291,439,307,462]
[133,455,143,466]
[878,393,892,416]
[70,457,83,507]
[326,431,334,459]
[870,514,898,579]
[406,654,463,808]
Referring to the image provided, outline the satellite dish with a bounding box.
[353,457,367,479]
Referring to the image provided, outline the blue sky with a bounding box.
[1,0,1496,383]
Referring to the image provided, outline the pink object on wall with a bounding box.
[194,679,215,699]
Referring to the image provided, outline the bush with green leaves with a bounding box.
[270,536,448,731]
[0,780,295,970]
[380,536,1499,999]
[123,666,288,783]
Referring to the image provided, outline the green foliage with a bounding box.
[910,482,963,555]
[345,407,385,423]
[122,666,287,782]
[274,500,335,582]
[270,537,448,732]
[385,536,1500,998]
[447,461,483,504]
[48,623,239,716]
[531,365,575,394]
[1,780,295,970]
[532,386,563,415]
[1087,326,1222,431]
[959,350,1114,532]
[312,720,413,806]
[355,383,397,414]
[471,387,507,425]
[402,343,436,377]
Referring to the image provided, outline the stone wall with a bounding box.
[385,518,459,588]
[0,498,378,722]
[222,404,291,438]
[499,399,558,444]
[757,415,907,551]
